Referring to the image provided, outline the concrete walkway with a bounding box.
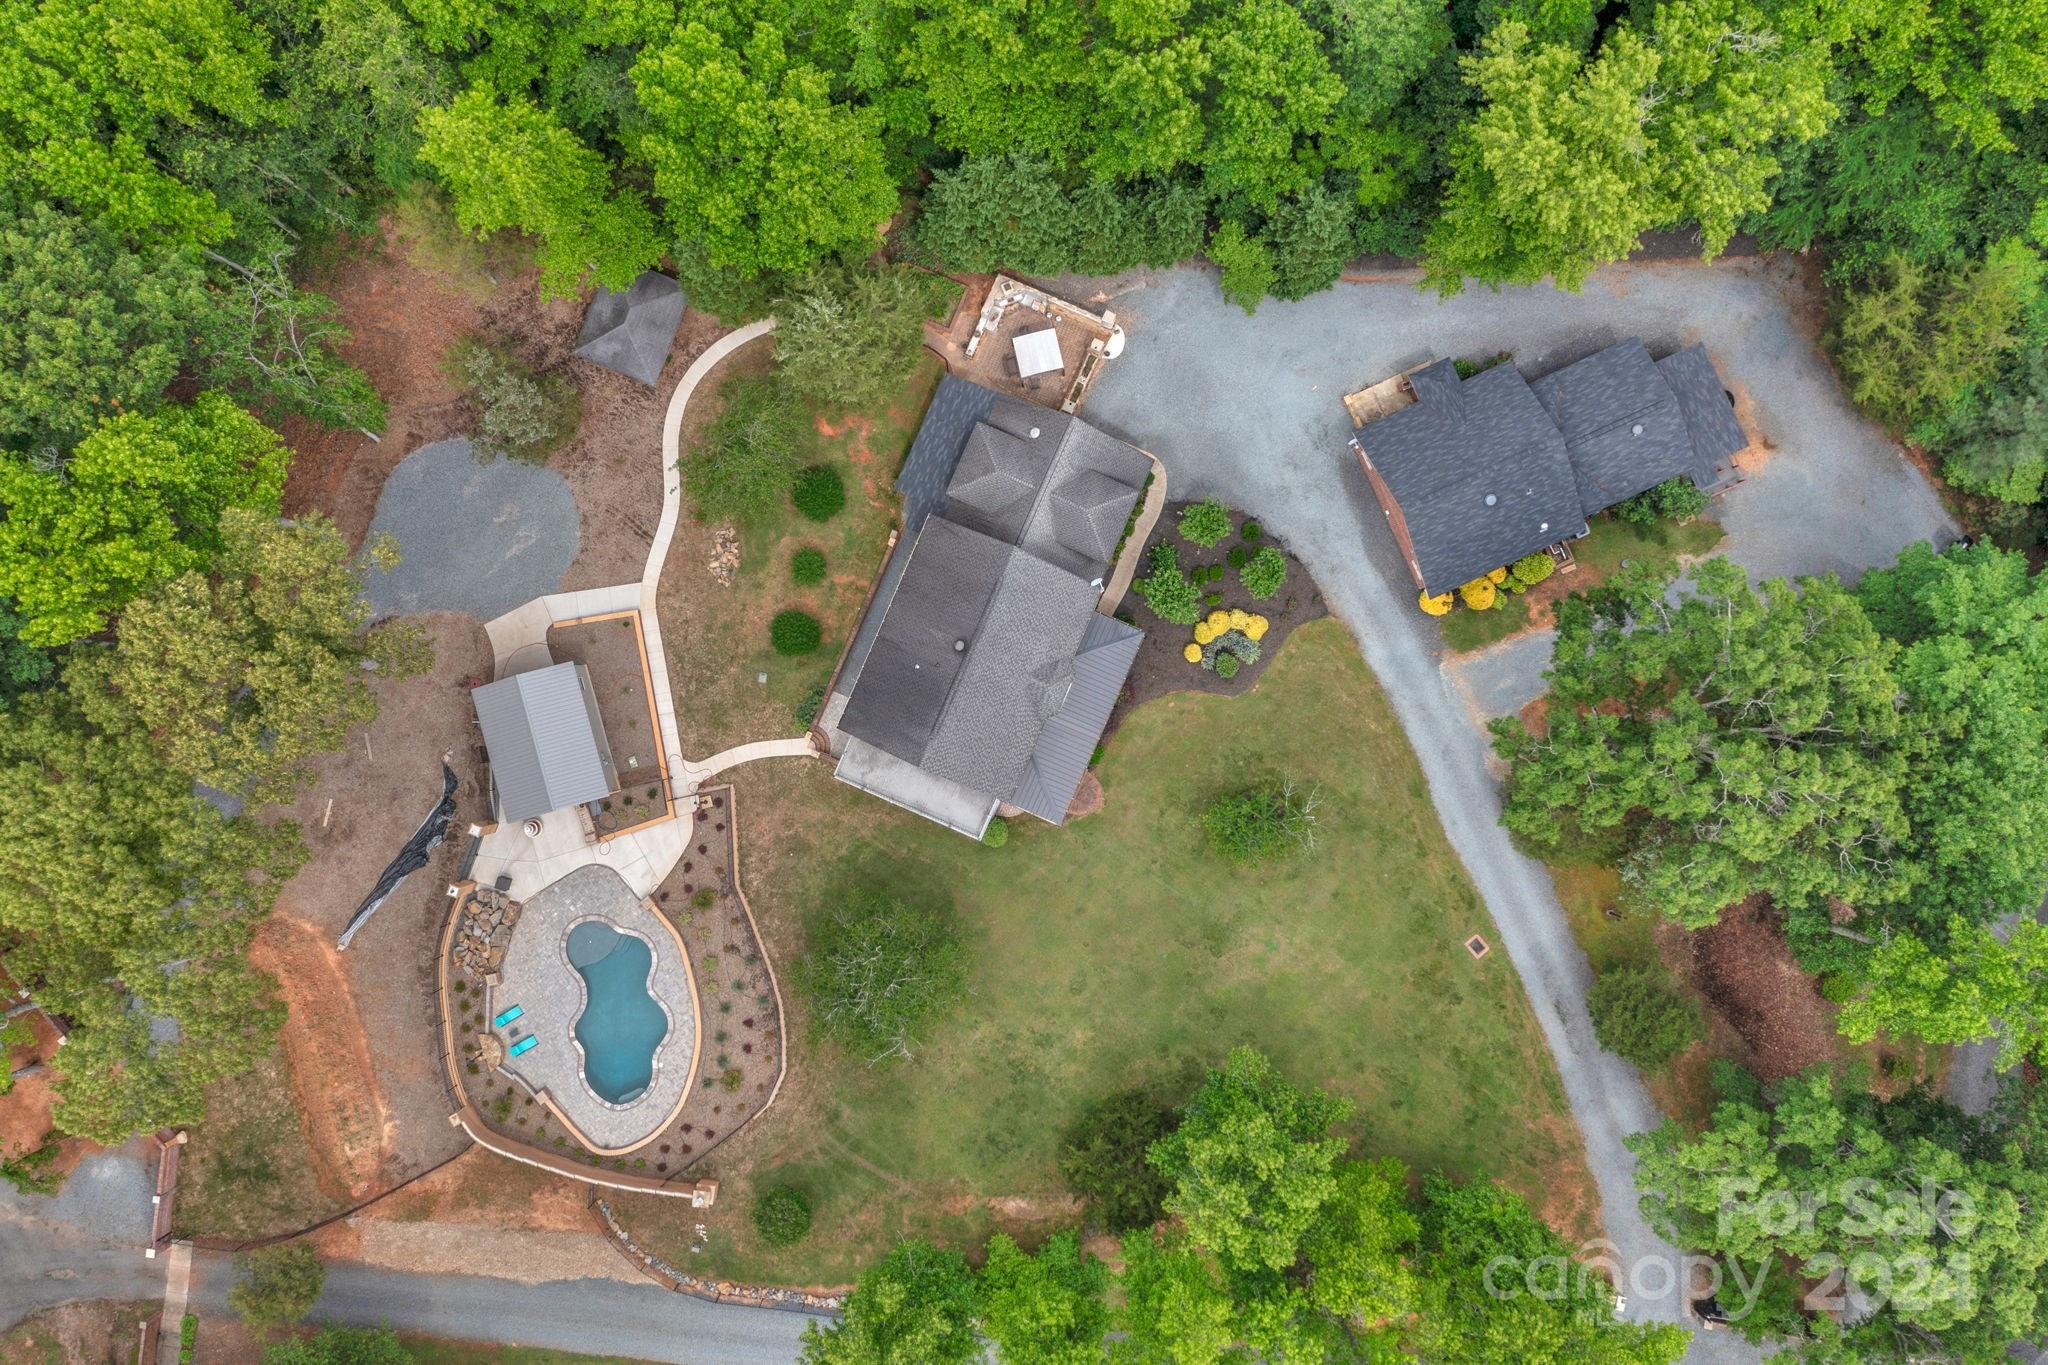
[678,737,818,788]
[653,320,778,788]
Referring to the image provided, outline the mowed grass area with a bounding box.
[1439,512,1727,652]
[617,619,1592,1284]
[659,345,943,755]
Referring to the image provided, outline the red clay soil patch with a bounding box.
[250,915,394,1200]
[276,222,480,544]
[1064,770,1105,821]
[1726,377,1776,475]
[1516,695,1551,740]
[0,1010,68,1160]
[269,612,490,1181]
[1663,897,1838,1084]
[815,413,877,465]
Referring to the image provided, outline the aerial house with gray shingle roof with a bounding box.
[1349,340,1747,598]
[830,378,1153,838]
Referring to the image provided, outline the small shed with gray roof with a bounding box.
[573,272,686,386]
[1351,340,1745,597]
[832,378,1151,836]
[473,662,619,822]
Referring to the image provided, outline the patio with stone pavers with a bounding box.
[488,864,698,1154]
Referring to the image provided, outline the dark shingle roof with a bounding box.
[1529,339,1703,514]
[837,516,1101,801]
[896,374,1000,532]
[573,272,686,385]
[1657,343,1747,490]
[473,662,616,821]
[941,396,1150,581]
[1355,342,1745,595]
[1358,361,1587,596]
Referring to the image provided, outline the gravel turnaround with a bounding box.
[0,1145,159,1327]
[363,437,581,621]
[1071,256,1951,1362]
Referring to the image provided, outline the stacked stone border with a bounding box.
[595,1196,843,1314]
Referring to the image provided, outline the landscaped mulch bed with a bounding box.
[1103,500,1328,739]
[645,786,786,1181]
[545,615,666,834]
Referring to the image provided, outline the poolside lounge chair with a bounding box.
[508,1035,538,1057]
[493,1004,524,1029]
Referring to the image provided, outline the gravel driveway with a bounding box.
[1075,256,1946,1358]
[362,438,581,621]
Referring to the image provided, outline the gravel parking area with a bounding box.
[1074,256,1948,1357]
[363,437,580,620]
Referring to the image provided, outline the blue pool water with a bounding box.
[565,921,667,1104]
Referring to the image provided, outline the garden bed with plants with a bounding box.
[1107,499,1326,731]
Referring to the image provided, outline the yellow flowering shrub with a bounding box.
[1183,643,1203,663]
[1487,565,1509,584]
[1419,592,1453,616]
[1245,614,1269,640]
[1193,622,1216,644]
[1227,608,1252,631]
[1459,577,1497,610]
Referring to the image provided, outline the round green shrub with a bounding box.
[751,1184,814,1247]
[982,816,1010,848]
[692,888,716,909]
[1227,546,1249,568]
[770,609,822,655]
[790,547,826,584]
[1240,520,1262,541]
[1587,965,1703,1070]
[1510,552,1555,587]
[1215,653,1240,679]
[1177,499,1231,547]
[1240,546,1287,599]
[791,465,846,521]
[1204,592,1223,607]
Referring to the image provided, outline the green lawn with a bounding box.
[617,619,1592,1284]
[1438,512,1727,654]
[661,347,943,755]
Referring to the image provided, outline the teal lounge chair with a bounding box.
[493,1004,524,1029]
[508,1035,538,1058]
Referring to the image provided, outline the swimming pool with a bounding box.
[565,920,669,1105]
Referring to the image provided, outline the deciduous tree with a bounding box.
[1147,1044,1350,1273]
[75,511,430,802]
[635,22,897,275]
[800,1239,979,1364]
[417,88,662,297]
[0,394,290,644]
[976,1231,1110,1365]
[1494,559,1911,928]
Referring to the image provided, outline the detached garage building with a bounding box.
[1350,340,1747,598]
[472,662,619,823]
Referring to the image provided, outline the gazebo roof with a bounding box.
[573,272,686,385]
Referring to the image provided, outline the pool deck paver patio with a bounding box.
[492,864,698,1153]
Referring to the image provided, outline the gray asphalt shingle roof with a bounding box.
[1359,360,1586,597]
[1530,338,1707,513]
[473,662,617,822]
[1355,341,1746,595]
[941,395,1150,581]
[573,272,686,385]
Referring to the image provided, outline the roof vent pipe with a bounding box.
[1484,494,1497,507]
[954,639,966,652]
[1028,426,1041,439]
